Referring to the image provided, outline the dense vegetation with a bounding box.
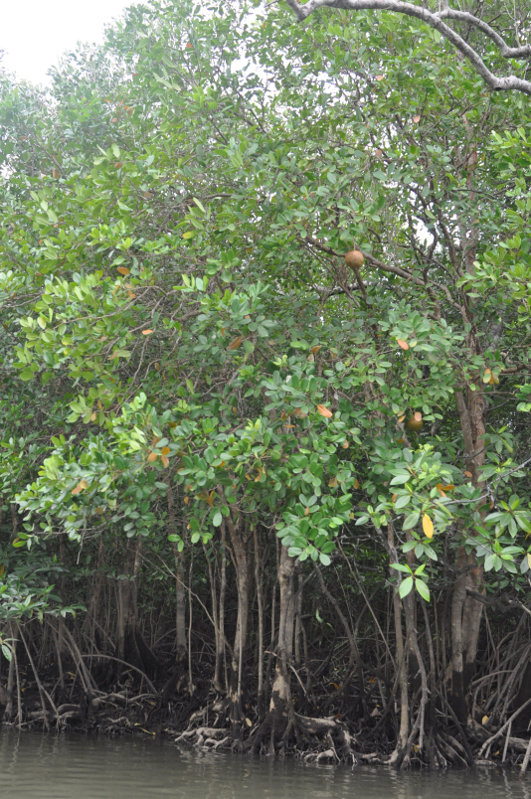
[0,0,529,769]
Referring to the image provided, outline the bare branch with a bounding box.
[435,8,531,59]
[283,0,531,95]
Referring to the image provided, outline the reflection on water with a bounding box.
[0,730,529,799]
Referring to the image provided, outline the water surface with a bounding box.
[0,730,528,799]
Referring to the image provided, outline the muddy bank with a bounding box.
[2,650,529,771]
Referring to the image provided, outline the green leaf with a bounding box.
[394,493,411,509]
[415,579,430,603]
[398,576,414,599]
[1,644,12,661]
[403,511,420,531]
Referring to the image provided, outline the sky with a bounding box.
[1,0,143,85]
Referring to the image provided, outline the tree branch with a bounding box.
[283,0,531,95]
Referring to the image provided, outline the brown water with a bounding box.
[0,730,529,799]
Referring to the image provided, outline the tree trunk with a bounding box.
[269,544,296,719]
[450,384,486,720]
[226,517,251,723]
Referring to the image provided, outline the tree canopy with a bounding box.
[0,0,529,768]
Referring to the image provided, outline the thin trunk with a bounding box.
[269,545,296,715]
[226,517,251,722]
[451,385,486,720]
[253,527,265,706]
[166,480,187,660]
[387,522,409,765]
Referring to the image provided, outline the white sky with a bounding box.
[1,0,144,85]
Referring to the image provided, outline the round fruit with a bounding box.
[406,412,423,432]
[345,249,364,269]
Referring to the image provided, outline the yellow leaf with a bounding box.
[527,552,531,570]
[397,339,409,350]
[310,345,321,354]
[422,513,434,539]
[142,329,153,335]
[328,477,338,488]
[161,446,170,456]
[342,441,349,449]
[207,491,214,506]
[71,479,89,496]
[90,411,97,422]
[481,715,489,726]
[117,266,130,276]
[147,451,158,463]
[317,404,333,418]
[398,414,405,423]
[353,478,360,489]
[161,455,170,468]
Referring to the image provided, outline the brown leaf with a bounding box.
[397,339,409,350]
[227,335,243,350]
[117,266,130,276]
[71,479,89,496]
[147,451,158,463]
[317,404,333,418]
[161,455,170,468]
[142,329,153,335]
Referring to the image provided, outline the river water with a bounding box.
[0,730,528,799]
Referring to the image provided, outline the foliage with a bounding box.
[0,0,529,760]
